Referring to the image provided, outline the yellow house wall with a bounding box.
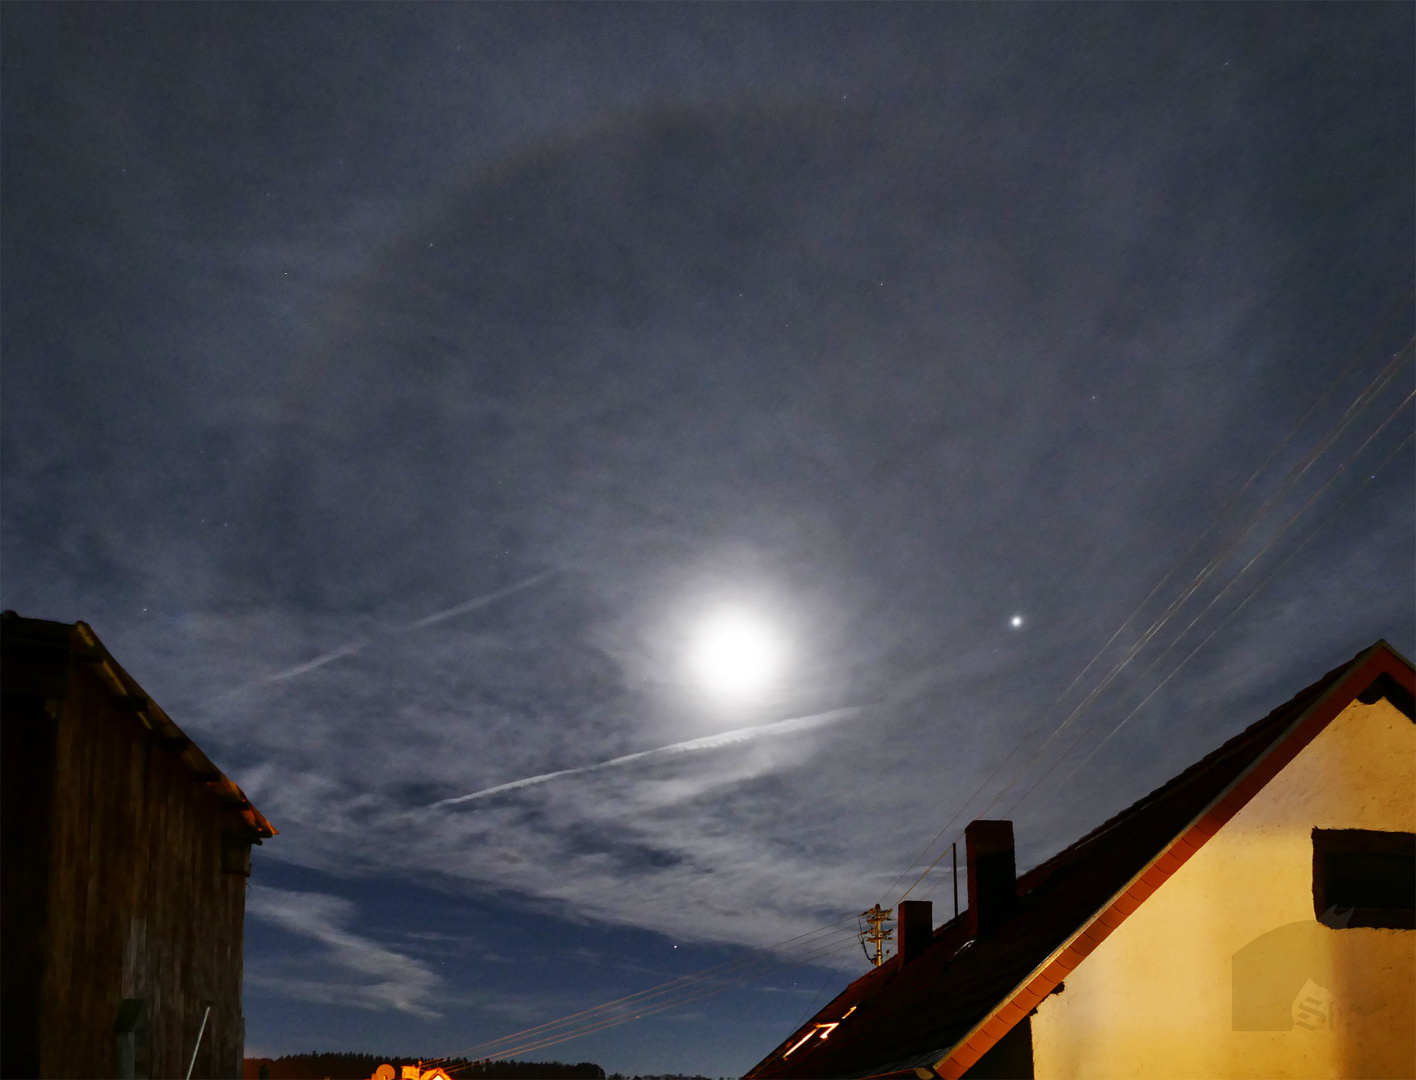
[1031,696,1415,1079]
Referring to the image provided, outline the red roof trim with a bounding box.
[931,642,1414,1080]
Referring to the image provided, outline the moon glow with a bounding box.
[688,607,785,702]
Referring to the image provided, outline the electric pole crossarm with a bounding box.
[857,905,894,967]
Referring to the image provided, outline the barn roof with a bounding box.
[745,639,1414,1080]
[1,611,276,841]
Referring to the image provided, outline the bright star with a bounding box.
[1010,615,1024,629]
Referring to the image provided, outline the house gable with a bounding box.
[929,643,1414,1080]
[928,645,1416,1075]
[1029,692,1415,1079]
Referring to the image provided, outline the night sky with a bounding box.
[3,5,1413,1077]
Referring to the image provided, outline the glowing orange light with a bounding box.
[783,1031,817,1058]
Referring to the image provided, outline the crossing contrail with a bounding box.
[430,705,869,809]
[218,569,558,696]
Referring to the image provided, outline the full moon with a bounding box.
[1010,614,1025,628]
[688,607,785,702]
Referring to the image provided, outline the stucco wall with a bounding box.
[1031,696,1415,1079]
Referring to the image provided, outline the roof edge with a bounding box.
[73,621,280,841]
[3,613,276,840]
[929,640,1413,1079]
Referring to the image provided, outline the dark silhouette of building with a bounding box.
[2,612,275,1079]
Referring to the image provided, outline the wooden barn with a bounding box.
[1,612,276,1080]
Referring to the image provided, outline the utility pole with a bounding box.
[859,905,894,967]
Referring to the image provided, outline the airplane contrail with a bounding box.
[430,705,868,809]
[401,569,559,630]
[217,569,558,696]
[256,640,367,686]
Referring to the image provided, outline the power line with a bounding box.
[427,921,858,1063]
[1041,406,1416,793]
[421,918,862,1069]
[430,930,865,1071]
[1001,377,1416,815]
[448,937,864,1068]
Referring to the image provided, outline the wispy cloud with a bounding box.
[233,678,930,956]
[245,885,444,1018]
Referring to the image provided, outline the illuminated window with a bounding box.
[1312,829,1415,930]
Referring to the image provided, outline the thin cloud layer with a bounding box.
[246,885,445,1018]
[2,5,1410,1071]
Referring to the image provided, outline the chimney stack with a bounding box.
[966,819,1016,937]
[897,900,933,964]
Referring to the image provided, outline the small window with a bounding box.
[1312,829,1415,929]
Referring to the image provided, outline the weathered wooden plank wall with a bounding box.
[3,615,265,1080]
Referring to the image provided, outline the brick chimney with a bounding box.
[897,900,933,964]
[966,819,1016,937]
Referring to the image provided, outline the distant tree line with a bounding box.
[243,1053,606,1079]
[459,1061,606,1079]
